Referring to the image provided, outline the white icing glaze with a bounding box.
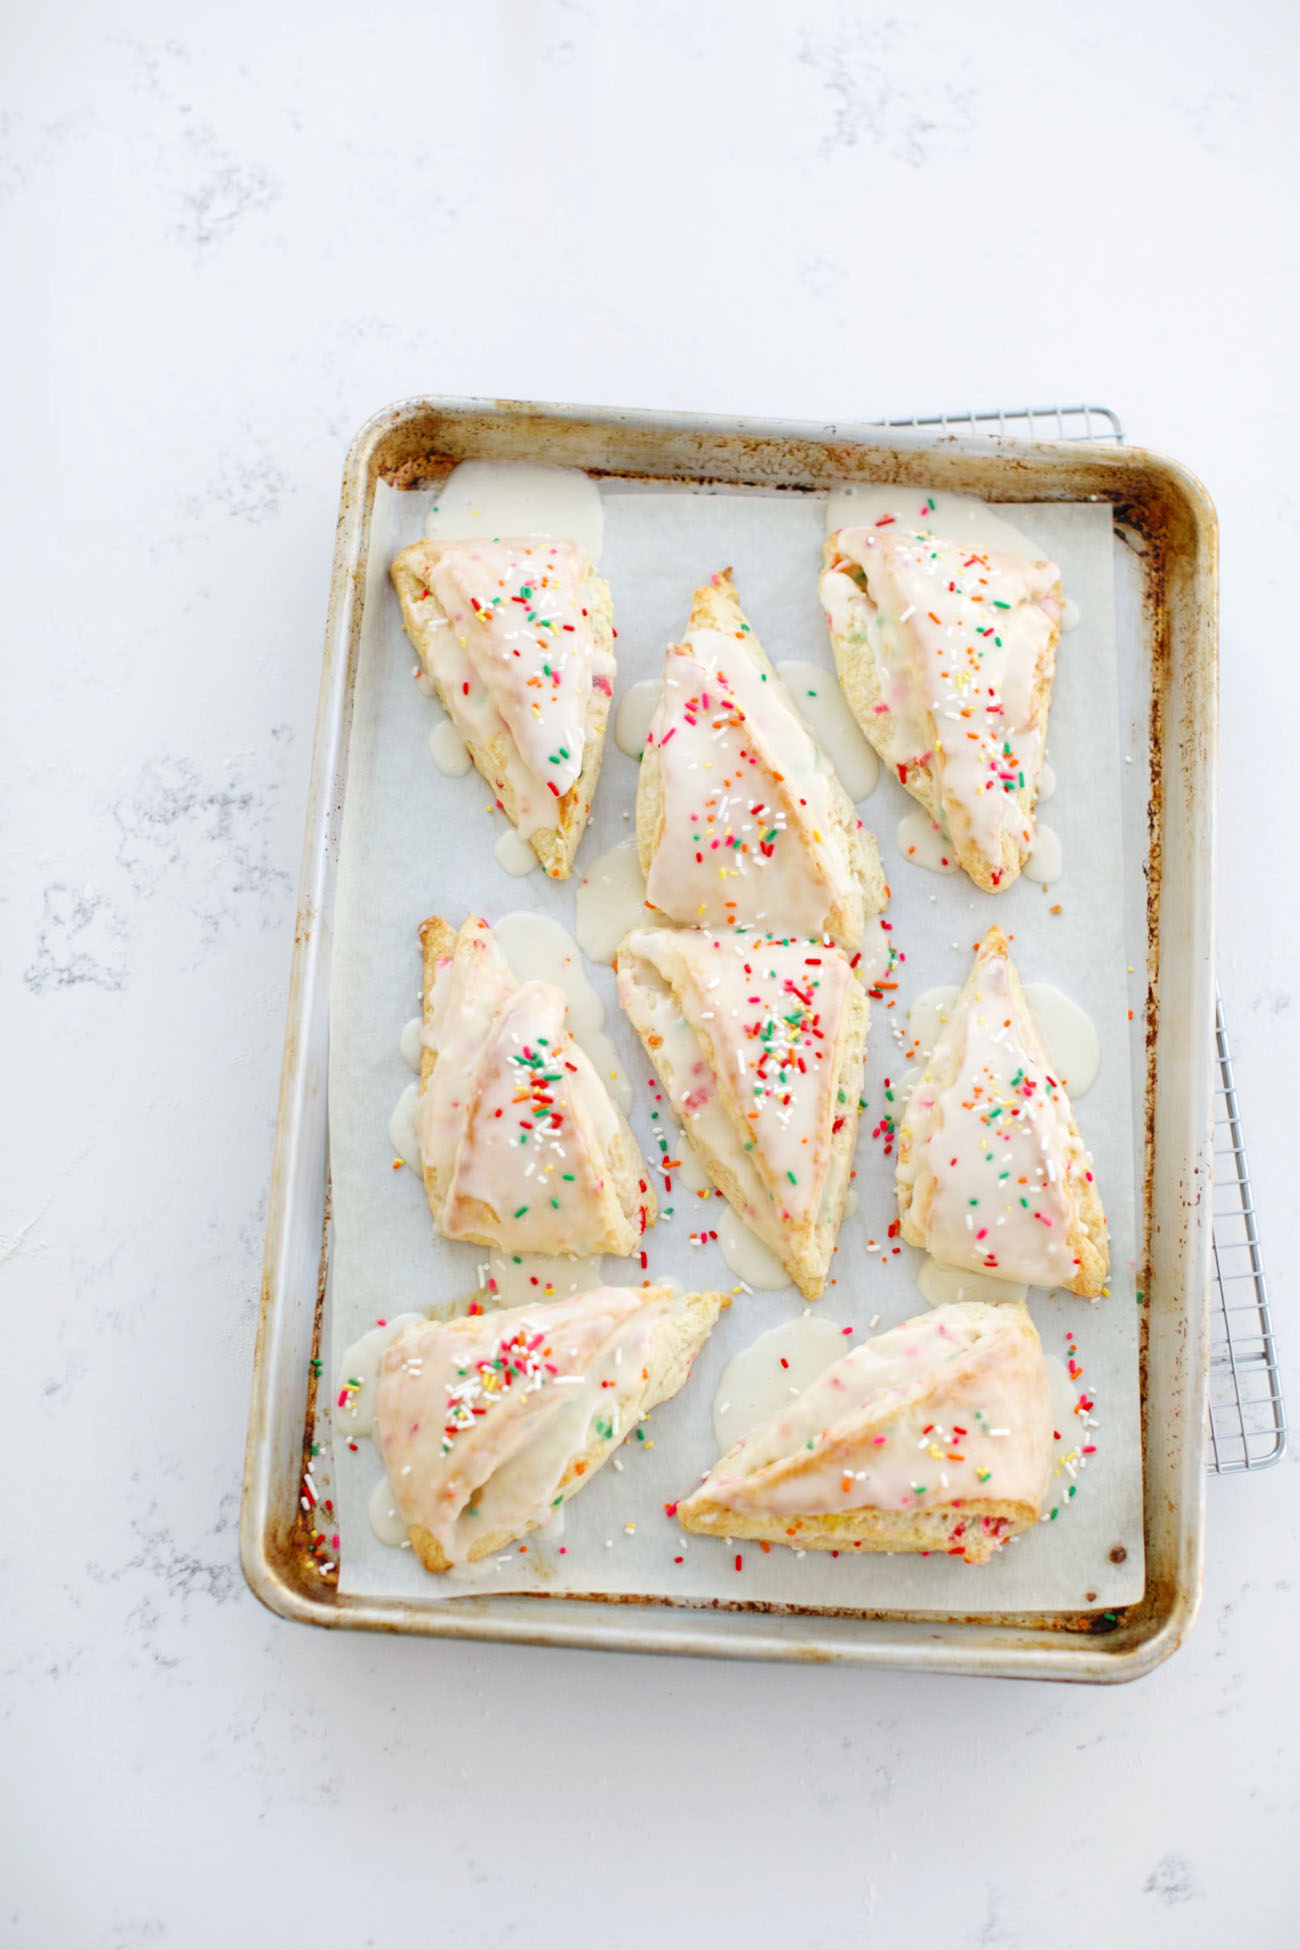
[643,626,862,937]
[400,1016,424,1072]
[1060,597,1081,633]
[426,460,605,565]
[440,984,620,1255]
[418,919,645,1256]
[824,484,1047,561]
[622,927,852,1233]
[716,1207,793,1291]
[493,908,632,1112]
[1037,758,1057,800]
[493,828,541,876]
[917,1256,1029,1308]
[373,1288,673,1564]
[1023,983,1100,1097]
[336,1312,429,1442]
[422,540,594,796]
[368,1473,410,1547]
[619,942,782,1255]
[774,658,880,800]
[414,670,438,699]
[388,1081,422,1170]
[429,717,472,777]
[494,910,604,1034]
[896,809,958,874]
[614,679,663,759]
[823,520,1060,884]
[1023,823,1063,886]
[907,985,961,1064]
[712,1314,847,1450]
[575,837,650,966]
[418,923,518,1190]
[899,948,1098,1287]
[697,1303,1051,1520]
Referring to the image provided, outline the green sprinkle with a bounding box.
[787,1170,797,1185]
[992,599,1011,609]
[550,1196,560,1209]
[513,1204,529,1218]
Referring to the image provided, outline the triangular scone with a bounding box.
[417,915,656,1256]
[376,1285,728,1570]
[896,928,1108,1295]
[391,537,615,879]
[678,1302,1052,1563]
[819,525,1063,891]
[636,571,888,946]
[616,926,867,1298]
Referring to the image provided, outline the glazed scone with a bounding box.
[616,925,867,1299]
[418,914,656,1256]
[819,524,1063,892]
[375,1285,728,1570]
[391,537,615,878]
[896,927,1108,1296]
[636,570,887,947]
[678,1302,1052,1563]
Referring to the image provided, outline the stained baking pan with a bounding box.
[240,397,1215,1679]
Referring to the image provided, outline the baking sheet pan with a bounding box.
[328,482,1143,1616]
[241,398,1215,1679]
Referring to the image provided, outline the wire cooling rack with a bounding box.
[876,402,1285,1473]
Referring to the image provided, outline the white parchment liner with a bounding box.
[327,481,1144,1613]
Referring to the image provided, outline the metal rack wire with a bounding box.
[1209,999,1285,1468]
[878,401,1285,1473]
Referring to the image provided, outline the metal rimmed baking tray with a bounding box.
[240,397,1216,1680]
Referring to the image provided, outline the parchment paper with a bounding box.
[327,480,1145,1613]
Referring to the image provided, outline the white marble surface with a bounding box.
[3,3,1297,1944]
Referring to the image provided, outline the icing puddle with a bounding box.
[576,836,649,965]
[494,909,633,1115]
[613,679,662,759]
[712,1313,848,1452]
[716,1207,791,1291]
[774,659,879,800]
[905,981,1099,1097]
[493,829,540,877]
[425,459,605,563]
